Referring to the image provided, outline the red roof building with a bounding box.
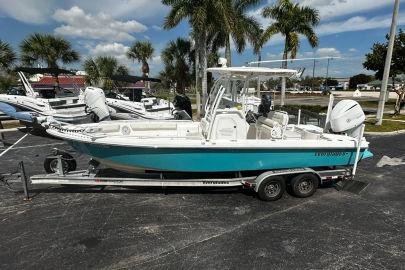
[31,75,86,90]
[30,75,145,90]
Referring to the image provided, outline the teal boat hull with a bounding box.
[68,141,373,172]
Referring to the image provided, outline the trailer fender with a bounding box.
[254,168,321,193]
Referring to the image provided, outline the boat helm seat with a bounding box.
[255,118,283,139]
[254,111,289,139]
[267,111,289,126]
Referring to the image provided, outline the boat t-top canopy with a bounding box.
[110,75,161,83]
[15,67,76,76]
[207,67,297,78]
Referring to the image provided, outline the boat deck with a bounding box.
[1,129,405,269]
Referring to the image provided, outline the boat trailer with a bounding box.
[0,148,361,201]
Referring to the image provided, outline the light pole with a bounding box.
[376,0,400,126]
[312,59,316,91]
[325,58,330,91]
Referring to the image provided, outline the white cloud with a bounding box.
[151,55,162,66]
[68,0,168,20]
[88,42,135,72]
[53,6,147,42]
[317,12,405,35]
[349,48,357,53]
[249,0,396,28]
[250,0,405,39]
[315,48,341,57]
[259,11,405,49]
[152,25,162,31]
[0,0,54,24]
[299,0,404,21]
[89,42,129,58]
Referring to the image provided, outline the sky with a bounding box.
[0,0,404,78]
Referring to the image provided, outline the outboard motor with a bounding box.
[330,100,365,138]
[83,87,111,122]
[258,93,272,116]
[173,93,192,119]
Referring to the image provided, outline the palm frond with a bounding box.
[19,33,79,68]
[0,40,17,71]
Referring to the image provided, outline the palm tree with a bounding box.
[126,40,154,77]
[0,40,17,72]
[162,0,217,105]
[215,0,261,66]
[161,38,194,93]
[262,0,320,68]
[83,56,129,90]
[252,28,267,96]
[20,33,79,86]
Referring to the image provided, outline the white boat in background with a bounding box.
[104,75,176,120]
[44,66,372,174]
[0,67,89,123]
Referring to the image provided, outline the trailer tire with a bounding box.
[44,156,76,174]
[290,173,319,198]
[257,176,286,201]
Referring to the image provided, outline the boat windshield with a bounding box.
[204,76,249,120]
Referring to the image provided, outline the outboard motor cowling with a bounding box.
[83,87,111,121]
[330,100,365,137]
[173,94,192,118]
[258,93,272,116]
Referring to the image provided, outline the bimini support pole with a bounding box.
[324,94,334,132]
[297,109,301,125]
[352,124,365,177]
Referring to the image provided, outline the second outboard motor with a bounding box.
[173,93,192,119]
[83,87,111,122]
[330,100,365,138]
[258,93,272,116]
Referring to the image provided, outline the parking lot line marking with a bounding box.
[0,134,29,158]
[12,142,65,150]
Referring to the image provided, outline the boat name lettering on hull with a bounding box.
[203,181,230,185]
[315,151,348,157]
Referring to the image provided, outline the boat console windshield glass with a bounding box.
[204,75,252,120]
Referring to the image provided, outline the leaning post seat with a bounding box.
[254,111,289,139]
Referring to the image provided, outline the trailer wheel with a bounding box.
[290,173,319,198]
[257,176,286,201]
[44,156,76,174]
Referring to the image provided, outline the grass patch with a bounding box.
[383,114,405,121]
[1,120,23,129]
[358,99,396,109]
[365,119,405,132]
[277,104,328,113]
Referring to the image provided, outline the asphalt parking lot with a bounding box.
[1,129,405,270]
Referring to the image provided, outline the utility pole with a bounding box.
[312,59,316,91]
[325,58,330,91]
[281,59,287,106]
[376,0,400,125]
[257,52,261,98]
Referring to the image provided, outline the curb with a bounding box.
[0,127,22,133]
[365,129,405,136]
